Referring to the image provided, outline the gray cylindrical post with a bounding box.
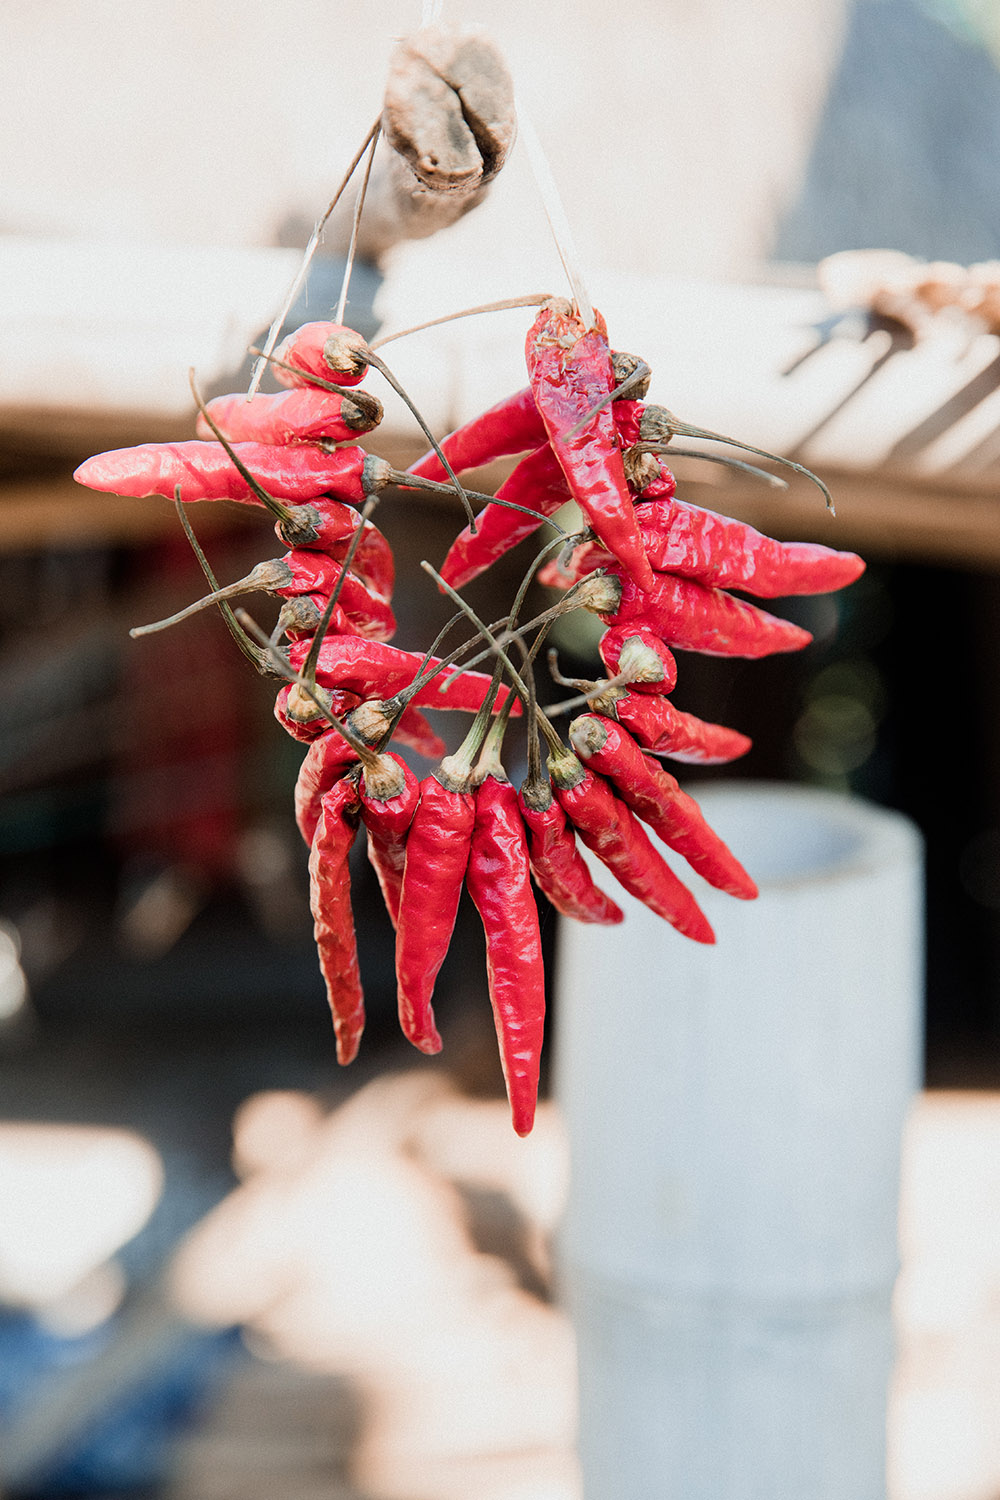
[554,783,923,1500]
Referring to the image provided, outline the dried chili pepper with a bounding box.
[518,776,623,924]
[568,714,758,899]
[548,749,715,943]
[309,774,365,1064]
[286,636,518,716]
[526,298,655,592]
[74,440,388,507]
[409,386,548,481]
[467,768,546,1136]
[295,727,364,844]
[598,624,677,694]
[601,570,813,658]
[607,688,752,765]
[273,321,371,388]
[196,386,383,446]
[358,751,421,929]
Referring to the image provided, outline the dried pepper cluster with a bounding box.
[74,297,864,1134]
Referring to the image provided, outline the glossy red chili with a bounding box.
[74,441,388,506]
[603,570,813,658]
[598,624,677,694]
[359,752,421,930]
[549,750,714,944]
[526,298,655,592]
[518,778,623,925]
[609,689,752,765]
[272,321,370,389]
[568,714,758,899]
[308,775,365,1064]
[286,636,519,716]
[196,386,382,446]
[466,773,546,1136]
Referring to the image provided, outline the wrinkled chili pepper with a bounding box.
[548,748,715,943]
[568,714,758,899]
[74,440,388,507]
[286,636,519,716]
[409,386,548,480]
[359,751,421,929]
[518,775,623,924]
[273,321,371,388]
[196,386,383,446]
[598,624,677,694]
[309,774,365,1064]
[606,688,752,765]
[467,768,546,1136]
[295,727,364,844]
[600,570,814,658]
[526,298,655,592]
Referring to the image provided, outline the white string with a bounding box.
[420,0,444,26]
[516,96,595,331]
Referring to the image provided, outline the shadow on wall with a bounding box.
[773,0,1000,262]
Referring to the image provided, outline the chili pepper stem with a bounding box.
[187,370,302,532]
[659,410,835,513]
[129,559,291,636]
[639,443,788,488]
[249,113,382,397]
[334,125,380,327]
[170,493,274,674]
[369,295,551,350]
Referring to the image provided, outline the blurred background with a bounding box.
[2,1,1000,1496]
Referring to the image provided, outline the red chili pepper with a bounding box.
[548,750,715,943]
[359,752,421,929]
[286,636,520,716]
[610,688,752,765]
[518,778,623,925]
[262,551,397,641]
[526,298,656,592]
[598,624,677,694]
[273,321,370,389]
[74,441,388,506]
[271,502,395,602]
[394,764,476,1055]
[309,775,365,1064]
[603,570,813,658]
[294,725,364,843]
[408,386,548,482]
[631,499,866,597]
[275,686,363,742]
[439,399,643,590]
[196,386,382,446]
[466,773,546,1136]
[440,441,572,588]
[568,714,758,899]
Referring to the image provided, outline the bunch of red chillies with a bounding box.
[74,298,864,1135]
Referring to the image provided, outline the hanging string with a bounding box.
[516,97,595,331]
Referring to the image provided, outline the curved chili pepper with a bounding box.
[394,766,476,1054]
[466,773,546,1136]
[74,441,388,506]
[598,624,677,694]
[294,726,365,843]
[408,386,548,482]
[265,552,396,641]
[549,751,714,943]
[632,499,865,598]
[603,570,813,658]
[609,688,752,765]
[439,441,572,588]
[359,752,421,929]
[518,779,623,925]
[568,714,758,899]
[286,636,519,716]
[196,386,382,446]
[526,298,655,592]
[438,399,643,590]
[273,321,370,389]
[309,775,365,1064]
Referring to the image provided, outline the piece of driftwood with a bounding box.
[330,26,516,264]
